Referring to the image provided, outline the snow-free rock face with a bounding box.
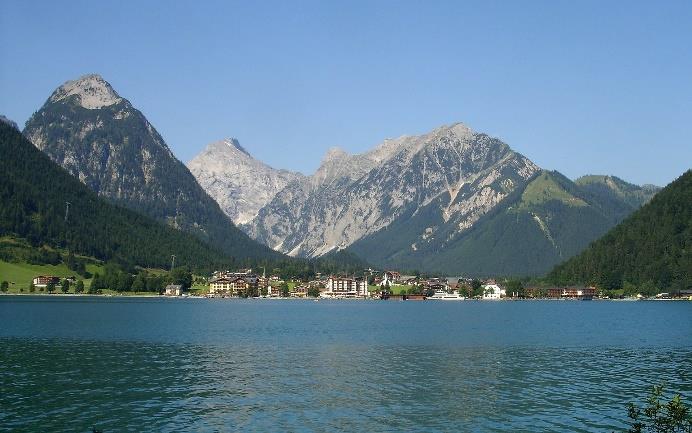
[188,138,304,225]
[22,74,280,260]
[48,74,122,109]
[245,123,541,258]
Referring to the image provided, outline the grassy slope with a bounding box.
[520,171,587,207]
[0,260,105,291]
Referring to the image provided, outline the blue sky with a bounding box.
[1,0,690,186]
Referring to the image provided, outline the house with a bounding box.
[164,284,183,296]
[547,287,595,300]
[482,284,505,300]
[291,285,309,298]
[267,284,284,297]
[321,276,368,298]
[32,275,61,288]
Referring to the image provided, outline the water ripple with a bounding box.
[0,298,690,432]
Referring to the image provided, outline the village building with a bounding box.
[291,285,309,298]
[403,276,419,285]
[209,272,259,296]
[482,284,505,299]
[267,284,284,297]
[426,279,449,292]
[164,284,183,296]
[547,287,595,300]
[321,276,368,298]
[32,275,61,288]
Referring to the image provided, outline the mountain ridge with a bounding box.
[348,169,659,276]
[23,74,282,261]
[188,138,304,225]
[244,122,540,258]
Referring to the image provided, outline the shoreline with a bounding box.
[1,293,689,301]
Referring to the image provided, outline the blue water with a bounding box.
[1,297,691,432]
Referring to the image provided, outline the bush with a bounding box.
[621,385,692,433]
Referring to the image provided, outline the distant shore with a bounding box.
[1,293,690,301]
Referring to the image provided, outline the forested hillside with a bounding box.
[549,170,691,292]
[0,122,229,270]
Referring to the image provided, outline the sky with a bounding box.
[1,0,691,186]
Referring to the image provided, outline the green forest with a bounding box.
[548,170,691,294]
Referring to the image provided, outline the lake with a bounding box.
[1,297,690,432]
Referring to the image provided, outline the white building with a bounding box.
[482,284,505,300]
[321,277,368,298]
[164,284,183,296]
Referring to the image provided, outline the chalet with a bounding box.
[32,275,61,288]
[164,284,183,296]
[428,280,448,292]
[420,278,448,290]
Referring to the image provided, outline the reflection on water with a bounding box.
[0,298,690,432]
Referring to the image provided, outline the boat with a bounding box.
[428,289,465,300]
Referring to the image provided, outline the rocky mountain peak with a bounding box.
[24,75,277,260]
[246,122,541,258]
[49,74,122,109]
[322,147,349,163]
[436,122,473,137]
[223,137,251,157]
[188,138,304,225]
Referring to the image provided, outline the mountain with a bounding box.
[222,122,657,277]
[245,123,541,258]
[0,115,18,130]
[188,138,303,225]
[349,170,659,276]
[0,121,227,270]
[549,170,691,292]
[23,74,279,260]
[575,175,660,210]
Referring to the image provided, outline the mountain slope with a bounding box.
[0,115,18,130]
[188,138,303,225]
[575,175,660,210]
[549,170,691,291]
[245,123,540,258]
[23,74,279,260]
[0,121,227,270]
[348,170,659,276]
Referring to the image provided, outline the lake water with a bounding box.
[1,297,690,432]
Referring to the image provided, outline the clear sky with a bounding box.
[1,0,690,186]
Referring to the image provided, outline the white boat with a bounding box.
[428,289,465,300]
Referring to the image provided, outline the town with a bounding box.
[189,269,691,301]
[204,269,604,300]
[7,268,690,301]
